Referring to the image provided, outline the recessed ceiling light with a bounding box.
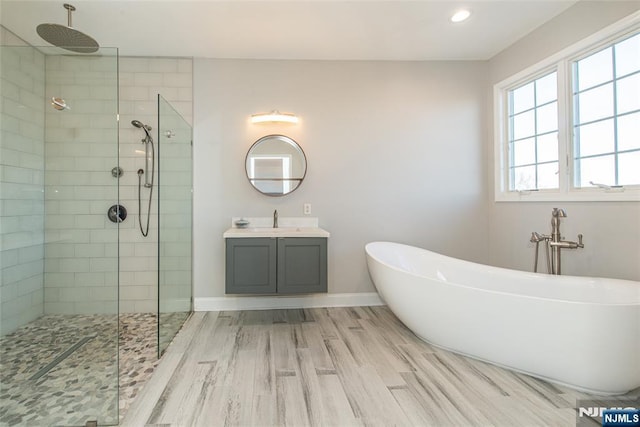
[451,9,471,23]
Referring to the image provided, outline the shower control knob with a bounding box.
[111,166,123,178]
[107,204,127,223]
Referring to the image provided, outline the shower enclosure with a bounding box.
[158,95,193,356]
[0,40,193,425]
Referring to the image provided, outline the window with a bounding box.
[508,71,559,191]
[573,34,640,188]
[494,14,640,201]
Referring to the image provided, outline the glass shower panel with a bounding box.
[0,45,119,426]
[157,94,192,356]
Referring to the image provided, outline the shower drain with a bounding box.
[29,336,96,381]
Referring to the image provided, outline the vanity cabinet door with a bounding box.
[277,238,327,294]
[225,238,277,294]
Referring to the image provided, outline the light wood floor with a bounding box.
[122,307,637,426]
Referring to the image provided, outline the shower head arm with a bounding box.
[65,3,75,27]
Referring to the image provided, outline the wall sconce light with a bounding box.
[251,110,299,124]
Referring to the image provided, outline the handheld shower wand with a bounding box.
[132,120,154,237]
[131,120,154,188]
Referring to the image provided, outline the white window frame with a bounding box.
[494,11,640,202]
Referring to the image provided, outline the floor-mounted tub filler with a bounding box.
[365,241,640,395]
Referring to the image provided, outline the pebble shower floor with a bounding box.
[0,312,185,425]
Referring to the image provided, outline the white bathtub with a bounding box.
[365,241,640,395]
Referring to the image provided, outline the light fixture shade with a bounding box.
[251,110,299,124]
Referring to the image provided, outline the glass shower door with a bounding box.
[157,95,192,356]
[0,44,119,426]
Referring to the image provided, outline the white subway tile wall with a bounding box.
[1,48,193,328]
[43,52,119,315]
[117,57,192,314]
[43,56,193,315]
[0,34,46,335]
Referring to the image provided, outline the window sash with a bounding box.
[494,12,640,202]
[507,71,559,191]
[572,32,640,189]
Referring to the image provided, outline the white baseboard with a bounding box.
[194,292,384,312]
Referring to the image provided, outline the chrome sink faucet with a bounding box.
[273,209,278,228]
[530,208,584,275]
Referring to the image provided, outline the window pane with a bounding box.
[577,155,615,187]
[512,82,534,114]
[536,72,557,105]
[537,132,558,163]
[512,110,535,140]
[512,165,535,190]
[615,33,640,78]
[512,138,535,166]
[576,83,613,123]
[576,119,614,157]
[616,73,640,114]
[618,112,640,151]
[536,102,558,134]
[577,47,613,91]
[618,151,640,185]
[537,162,559,189]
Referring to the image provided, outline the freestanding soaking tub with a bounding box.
[365,241,640,395]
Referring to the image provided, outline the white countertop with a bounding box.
[223,227,330,238]
[224,216,329,238]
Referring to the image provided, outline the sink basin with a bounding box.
[265,227,301,232]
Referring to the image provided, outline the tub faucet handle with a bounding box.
[530,231,546,243]
[552,208,567,218]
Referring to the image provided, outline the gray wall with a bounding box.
[487,1,640,280]
[193,59,490,298]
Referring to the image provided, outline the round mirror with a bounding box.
[245,134,307,196]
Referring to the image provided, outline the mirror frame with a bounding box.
[245,134,307,197]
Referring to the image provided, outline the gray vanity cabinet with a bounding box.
[225,238,277,294]
[277,237,327,294]
[225,237,327,294]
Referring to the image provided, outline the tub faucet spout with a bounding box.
[550,234,584,249]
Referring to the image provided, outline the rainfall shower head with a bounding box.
[36,4,99,54]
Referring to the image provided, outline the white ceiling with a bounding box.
[1,0,578,60]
